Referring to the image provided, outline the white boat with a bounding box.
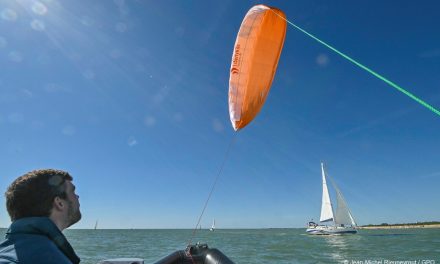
[306,162,357,235]
[209,219,215,231]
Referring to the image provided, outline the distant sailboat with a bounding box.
[306,163,357,235]
[209,219,215,231]
[94,220,98,230]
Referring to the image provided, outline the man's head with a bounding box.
[5,169,81,229]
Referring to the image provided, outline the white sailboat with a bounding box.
[306,162,357,235]
[209,219,216,231]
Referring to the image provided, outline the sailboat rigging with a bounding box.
[306,163,357,235]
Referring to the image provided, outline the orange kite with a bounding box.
[229,5,286,131]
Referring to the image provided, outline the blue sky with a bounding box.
[0,0,439,229]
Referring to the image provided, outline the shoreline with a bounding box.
[359,224,440,229]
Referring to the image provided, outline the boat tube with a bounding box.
[99,243,235,264]
[154,243,234,264]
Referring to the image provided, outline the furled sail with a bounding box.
[319,163,334,222]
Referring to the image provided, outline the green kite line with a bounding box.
[273,11,440,117]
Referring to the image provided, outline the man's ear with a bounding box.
[53,196,65,211]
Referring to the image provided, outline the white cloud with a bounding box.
[1,9,18,22]
[31,2,48,16]
[21,89,33,98]
[30,19,45,31]
[127,136,138,147]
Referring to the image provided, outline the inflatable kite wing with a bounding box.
[228,5,287,131]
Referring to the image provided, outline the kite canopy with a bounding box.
[228,5,286,131]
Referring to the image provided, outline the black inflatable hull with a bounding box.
[154,244,234,264]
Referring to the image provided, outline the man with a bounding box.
[0,169,81,264]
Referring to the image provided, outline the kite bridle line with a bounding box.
[269,9,440,117]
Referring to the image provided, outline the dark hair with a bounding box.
[5,169,73,221]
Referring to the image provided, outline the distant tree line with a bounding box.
[362,221,440,227]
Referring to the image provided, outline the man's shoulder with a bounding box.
[0,234,73,264]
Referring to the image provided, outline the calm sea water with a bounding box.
[1,228,439,263]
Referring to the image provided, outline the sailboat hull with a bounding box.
[306,225,357,235]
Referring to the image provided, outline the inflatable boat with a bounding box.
[99,243,234,264]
